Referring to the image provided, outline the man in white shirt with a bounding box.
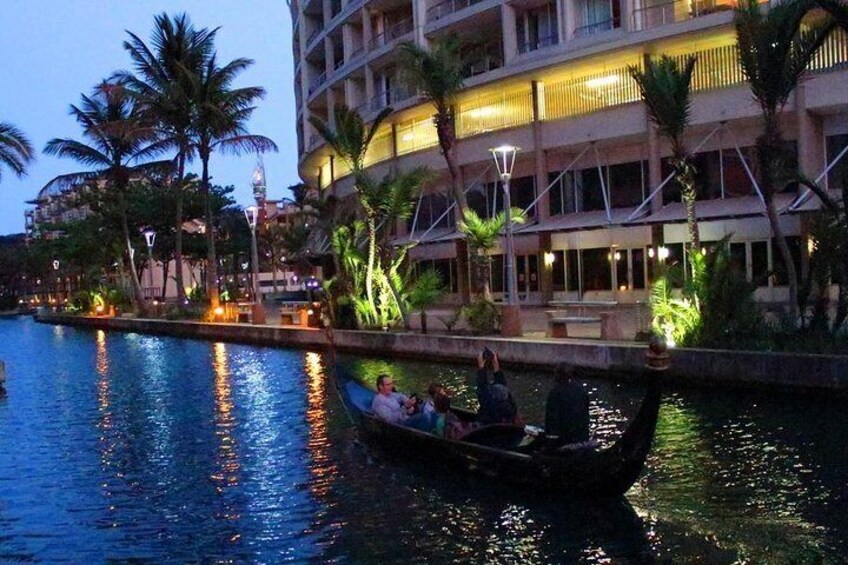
[371,374,433,431]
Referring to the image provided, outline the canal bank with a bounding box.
[34,313,848,391]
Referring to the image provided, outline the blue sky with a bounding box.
[0,0,299,236]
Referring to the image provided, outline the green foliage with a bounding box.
[0,121,35,183]
[407,269,444,311]
[629,55,696,150]
[186,285,206,302]
[463,298,500,335]
[458,207,527,299]
[651,241,765,349]
[68,290,95,313]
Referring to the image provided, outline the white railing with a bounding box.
[427,0,486,22]
[367,17,413,49]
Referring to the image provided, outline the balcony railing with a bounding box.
[517,33,558,55]
[573,17,619,39]
[631,0,735,31]
[464,54,502,77]
[308,70,327,95]
[306,25,324,48]
[427,0,486,22]
[369,84,419,112]
[367,17,413,50]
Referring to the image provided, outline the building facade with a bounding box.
[291,0,848,305]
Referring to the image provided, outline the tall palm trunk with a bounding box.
[758,115,798,316]
[435,106,465,214]
[172,151,187,303]
[673,153,700,254]
[118,193,147,313]
[365,216,377,320]
[201,152,220,308]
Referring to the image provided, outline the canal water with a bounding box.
[0,317,845,563]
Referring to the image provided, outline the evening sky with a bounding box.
[0,0,298,236]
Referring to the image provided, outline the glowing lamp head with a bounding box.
[489,145,520,181]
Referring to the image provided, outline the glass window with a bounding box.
[751,241,769,287]
[665,243,685,288]
[548,172,564,216]
[632,248,646,289]
[771,236,802,287]
[729,242,747,276]
[527,254,539,292]
[467,184,489,219]
[490,254,504,293]
[723,147,757,198]
[609,161,646,208]
[580,168,606,212]
[581,248,612,291]
[614,248,628,290]
[510,176,536,218]
[566,249,580,292]
[552,250,565,291]
[826,134,848,190]
[693,150,723,200]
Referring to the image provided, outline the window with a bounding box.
[609,161,647,208]
[751,241,769,287]
[826,134,848,190]
[567,249,580,291]
[490,254,504,293]
[581,248,612,291]
[632,248,646,289]
[614,249,628,290]
[771,236,802,287]
[552,250,566,291]
[548,171,578,216]
[407,192,455,232]
[580,168,607,212]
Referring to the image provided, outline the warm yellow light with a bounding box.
[401,132,414,142]
[467,107,498,119]
[648,247,655,259]
[807,237,816,254]
[543,251,556,266]
[658,246,670,260]
[614,251,622,261]
[214,306,225,317]
[307,309,314,315]
[585,75,619,89]
[95,304,104,314]
[619,284,628,291]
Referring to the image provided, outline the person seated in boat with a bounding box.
[421,382,445,415]
[372,374,432,430]
[431,391,474,440]
[475,348,519,425]
[544,363,591,447]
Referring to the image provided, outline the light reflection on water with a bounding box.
[0,318,845,563]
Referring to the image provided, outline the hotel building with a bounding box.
[290,0,848,305]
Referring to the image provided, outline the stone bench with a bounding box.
[545,311,623,340]
[279,302,310,326]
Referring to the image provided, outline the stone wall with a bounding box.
[35,314,848,391]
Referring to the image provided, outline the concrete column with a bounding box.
[327,88,337,127]
[365,64,375,107]
[323,0,333,26]
[562,0,577,42]
[502,3,519,65]
[455,238,472,304]
[362,7,373,51]
[342,23,353,62]
[795,83,825,184]
[532,81,550,222]
[412,0,428,46]
[619,0,633,32]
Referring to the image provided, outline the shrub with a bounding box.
[463,298,499,335]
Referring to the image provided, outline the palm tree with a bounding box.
[118,12,217,304]
[399,36,468,213]
[0,122,34,183]
[309,104,393,176]
[817,0,848,30]
[735,0,831,317]
[458,208,527,301]
[630,55,701,253]
[43,81,170,312]
[191,54,278,309]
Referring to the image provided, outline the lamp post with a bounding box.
[52,259,60,306]
[244,205,266,324]
[143,229,156,292]
[490,145,522,336]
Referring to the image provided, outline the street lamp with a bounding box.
[244,205,266,324]
[143,229,156,291]
[490,145,522,336]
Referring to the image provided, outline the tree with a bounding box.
[407,268,444,334]
[399,36,469,214]
[118,12,217,304]
[458,207,527,301]
[735,0,831,317]
[43,81,170,312]
[817,0,848,30]
[630,55,701,254]
[0,122,34,184]
[190,53,278,309]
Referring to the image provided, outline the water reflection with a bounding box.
[211,343,240,502]
[304,352,336,500]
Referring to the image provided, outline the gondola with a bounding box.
[333,362,663,499]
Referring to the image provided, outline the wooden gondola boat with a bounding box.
[334,364,662,499]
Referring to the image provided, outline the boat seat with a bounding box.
[461,423,529,450]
